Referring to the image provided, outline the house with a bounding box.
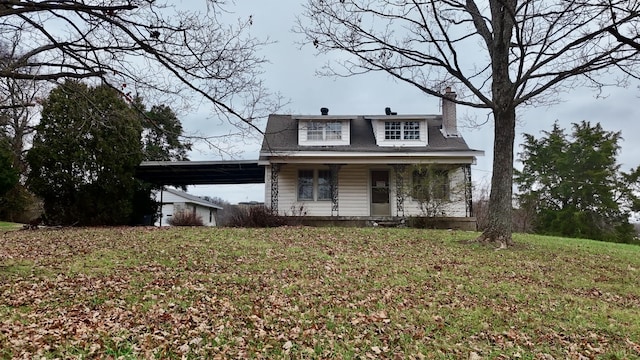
[154,188,222,226]
[258,88,484,229]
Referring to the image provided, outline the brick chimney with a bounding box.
[442,87,458,137]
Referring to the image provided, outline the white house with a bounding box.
[258,88,484,229]
[154,188,222,226]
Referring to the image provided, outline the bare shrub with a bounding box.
[227,206,286,228]
[167,211,203,226]
[474,199,490,232]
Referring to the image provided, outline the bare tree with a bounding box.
[297,0,640,247]
[0,70,43,174]
[0,0,279,130]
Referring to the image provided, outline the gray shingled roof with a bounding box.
[163,188,223,210]
[260,114,474,157]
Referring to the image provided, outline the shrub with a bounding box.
[227,206,286,228]
[167,210,203,226]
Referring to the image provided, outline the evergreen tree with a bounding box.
[138,102,191,162]
[515,121,638,243]
[27,81,143,226]
[0,139,18,199]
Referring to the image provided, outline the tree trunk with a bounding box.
[477,107,516,247]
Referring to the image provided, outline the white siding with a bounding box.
[401,167,467,217]
[153,191,219,226]
[156,203,174,226]
[269,164,467,217]
[335,165,370,216]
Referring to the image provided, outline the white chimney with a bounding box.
[442,87,458,137]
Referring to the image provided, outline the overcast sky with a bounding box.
[181,1,640,204]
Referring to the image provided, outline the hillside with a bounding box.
[1,227,639,358]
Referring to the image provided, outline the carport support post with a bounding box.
[159,187,164,226]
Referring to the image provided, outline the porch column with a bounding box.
[392,164,407,217]
[329,164,342,216]
[270,164,280,213]
[463,164,473,217]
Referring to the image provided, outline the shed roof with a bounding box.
[135,160,263,186]
[160,188,223,210]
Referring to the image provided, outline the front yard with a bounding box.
[1,227,639,358]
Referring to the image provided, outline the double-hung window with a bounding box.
[297,170,314,200]
[298,169,333,201]
[317,170,332,200]
[307,121,342,141]
[412,168,449,201]
[384,121,420,140]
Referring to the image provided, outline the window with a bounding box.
[297,169,334,201]
[307,121,342,141]
[326,122,342,140]
[404,121,420,140]
[298,170,314,200]
[412,169,449,201]
[307,122,323,141]
[317,170,332,200]
[384,121,401,140]
[384,121,420,140]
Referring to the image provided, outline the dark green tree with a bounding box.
[515,121,638,243]
[26,80,143,226]
[0,139,18,199]
[136,100,191,162]
[127,99,193,225]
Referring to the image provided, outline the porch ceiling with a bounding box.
[135,160,264,186]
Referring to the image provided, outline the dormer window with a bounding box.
[297,118,350,146]
[369,117,428,147]
[404,121,420,140]
[308,121,342,141]
[384,121,420,140]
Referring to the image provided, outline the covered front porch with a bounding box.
[264,161,474,220]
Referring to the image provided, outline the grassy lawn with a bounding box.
[0,221,22,231]
[0,227,639,359]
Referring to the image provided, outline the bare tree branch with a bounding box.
[0,0,280,132]
[297,0,640,245]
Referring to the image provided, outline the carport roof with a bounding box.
[135,160,264,186]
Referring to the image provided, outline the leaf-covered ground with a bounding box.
[1,227,639,359]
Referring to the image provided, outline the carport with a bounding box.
[135,160,264,225]
[135,160,264,186]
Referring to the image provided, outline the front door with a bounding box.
[370,170,391,216]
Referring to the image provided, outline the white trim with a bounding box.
[260,157,479,165]
[260,150,483,158]
[365,115,440,121]
[294,115,357,120]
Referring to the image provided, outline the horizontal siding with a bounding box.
[337,165,370,216]
[269,164,468,218]
[401,167,467,217]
